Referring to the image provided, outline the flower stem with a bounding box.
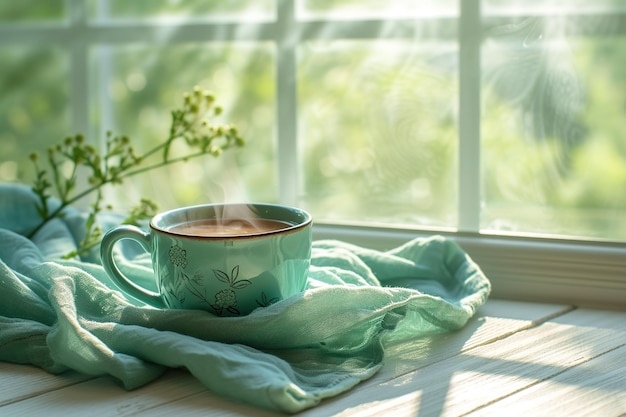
[25,86,244,258]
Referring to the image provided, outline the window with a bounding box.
[1,0,625,308]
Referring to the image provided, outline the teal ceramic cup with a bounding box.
[100,203,312,316]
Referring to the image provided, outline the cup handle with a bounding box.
[100,225,164,307]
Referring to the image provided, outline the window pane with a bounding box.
[88,0,275,22]
[90,43,276,211]
[482,17,626,241]
[0,47,69,183]
[298,0,457,19]
[0,0,65,23]
[299,40,458,228]
[484,0,626,15]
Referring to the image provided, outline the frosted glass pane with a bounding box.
[481,16,626,240]
[298,0,457,19]
[88,0,274,22]
[89,43,276,211]
[0,47,69,183]
[484,0,626,15]
[0,0,65,23]
[299,40,458,228]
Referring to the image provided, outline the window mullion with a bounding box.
[92,1,115,153]
[458,0,482,233]
[68,0,89,136]
[276,0,299,207]
[65,0,92,201]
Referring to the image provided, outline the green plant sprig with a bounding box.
[27,86,245,259]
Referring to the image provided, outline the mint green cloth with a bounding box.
[0,184,490,413]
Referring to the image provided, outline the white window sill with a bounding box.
[313,223,626,310]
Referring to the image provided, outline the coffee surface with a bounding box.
[167,218,292,237]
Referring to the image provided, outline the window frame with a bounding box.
[313,223,626,309]
[0,0,624,309]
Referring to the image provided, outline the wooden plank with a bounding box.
[466,343,626,416]
[378,299,572,379]
[127,300,571,417]
[298,308,626,417]
[132,388,282,417]
[0,362,91,406]
[0,369,207,417]
[0,300,572,417]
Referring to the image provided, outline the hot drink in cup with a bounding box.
[100,203,312,316]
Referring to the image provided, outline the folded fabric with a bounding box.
[0,184,491,413]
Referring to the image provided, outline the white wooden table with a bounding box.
[2,299,625,416]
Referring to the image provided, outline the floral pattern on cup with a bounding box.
[167,243,252,316]
[168,245,188,269]
[256,292,279,308]
[210,265,251,315]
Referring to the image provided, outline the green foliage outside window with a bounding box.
[0,1,625,241]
